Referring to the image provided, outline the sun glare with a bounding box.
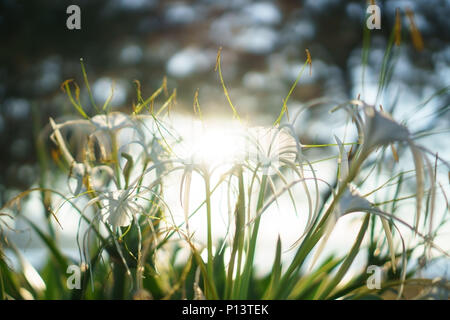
[176,118,247,170]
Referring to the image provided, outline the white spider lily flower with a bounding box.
[90,112,132,131]
[309,185,397,275]
[175,122,298,174]
[308,186,373,272]
[100,190,139,228]
[358,105,427,230]
[335,135,349,186]
[50,117,116,195]
[84,188,142,228]
[336,102,428,231]
[310,186,396,272]
[66,160,114,195]
[82,160,167,229]
[245,126,298,175]
[89,165,115,191]
[335,186,372,217]
[50,112,146,163]
[50,117,87,195]
[49,112,152,194]
[361,105,410,154]
[70,162,87,195]
[49,117,76,165]
[88,112,146,162]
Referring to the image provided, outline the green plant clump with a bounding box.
[1,26,449,301]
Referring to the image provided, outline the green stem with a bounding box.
[226,167,245,299]
[110,132,122,189]
[239,174,268,299]
[316,214,370,299]
[204,173,218,298]
[276,155,366,298]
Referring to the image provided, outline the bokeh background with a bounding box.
[1,0,449,193]
[1,0,449,279]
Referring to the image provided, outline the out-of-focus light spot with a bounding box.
[346,3,364,20]
[393,54,417,81]
[283,60,321,84]
[291,20,315,39]
[242,71,282,93]
[93,78,127,107]
[233,27,277,54]
[385,0,417,15]
[243,71,267,90]
[351,65,379,104]
[403,12,430,34]
[36,57,61,92]
[4,98,30,119]
[120,44,143,64]
[201,0,248,10]
[116,0,155,10]
[165,3,197,24]
[242,2,282,25]
[435,62,450,86]
[38,73,59,92]
[209,10,280,54]
[305,0,339,11]
[167,47,215,78]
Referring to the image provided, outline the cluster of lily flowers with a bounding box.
[49,111,301,228]
[48,95,446,262]
[38,49,448,298]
